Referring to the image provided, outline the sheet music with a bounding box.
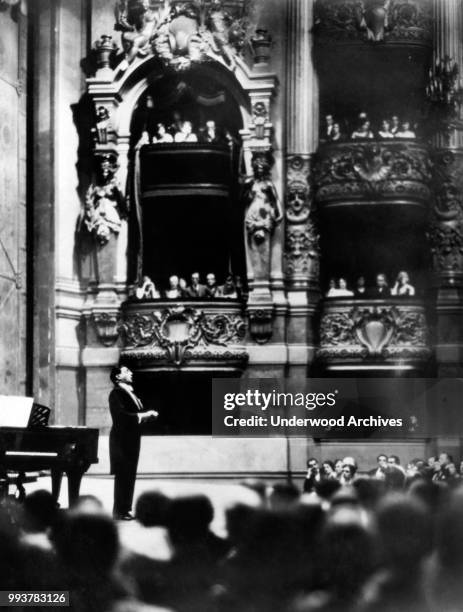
[0,396,34,427]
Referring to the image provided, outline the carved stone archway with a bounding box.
[83,3,279,346]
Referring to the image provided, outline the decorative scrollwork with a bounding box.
[114,0,252,72]
[429,150,463,280]
[120,304,247,365]
[313,141,432,206]
[317,300,430,364]
[313,0,432,44]
[285,154,320,283]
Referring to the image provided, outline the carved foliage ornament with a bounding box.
[426,57,463,140]
[284,155,320,280]
[318,303,430,361]
[313,0,432,43]
[428,150,463,275]
[120,306,246,365]
[114,0,252,72]
[313,142,432,202]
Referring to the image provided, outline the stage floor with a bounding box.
[20,473,264,538]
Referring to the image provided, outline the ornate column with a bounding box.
[430,0,463,374]
[284,0,320,368]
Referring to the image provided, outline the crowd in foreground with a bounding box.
[3,452,463,612]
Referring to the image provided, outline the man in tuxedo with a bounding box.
[371,273,391,298]
[109,366,158,520]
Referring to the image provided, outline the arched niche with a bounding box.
[86,53,278,293]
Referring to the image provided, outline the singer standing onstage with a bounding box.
[109,366,158,520]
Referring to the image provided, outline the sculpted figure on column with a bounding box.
[243,152,282,284]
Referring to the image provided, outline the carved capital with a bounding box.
[247,305,274,345]
[92,311,120,347]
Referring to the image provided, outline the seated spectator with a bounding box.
[153,122,174,144]
[269,482,300,510]
[136,130,151,148]
[354,276,367,297]
[391,270,415,296]
[395,120,416,139]
[368,454,388,480]
[174,120,198,143]
[321,460,337,480]
[217,274,239,299]
[371,273,391,297]
[198,120,223,144]
[326,278,338,297]
[336,278,354,297]
[341,462,358,486]
[205,272,219,298]
[135,276,160,300]
[184,272,207,298]
[378,119,394,139]
[390,115,400,135]
[360,494,432,612]
[323,114,335,140]
[331,122,344,142]
[164,275,183,299]
[351,120,374,140]
[303,458,322,493]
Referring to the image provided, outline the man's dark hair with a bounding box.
[389,455,401,465]
[377,454,387,462]
[110,366,123,384]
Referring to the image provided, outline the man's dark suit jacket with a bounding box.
[109,386,143,476]
[370,287,391,298]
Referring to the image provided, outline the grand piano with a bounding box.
[0,401,99,505]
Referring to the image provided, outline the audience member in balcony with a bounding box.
[323,114,335,140]
[169,110,184,136]
[135,276,160,300]
[199,120,223,144]
[330,122,344,142]
[372,273,391,297]
[184,272,207,298]
[326,278,337,297]
[336,278,354,297]
[351,120,374,140]
[395,120,416,139]
[391,270,415,296]
[391,115,400,135]
[378,119,394,139]
[205,273,219,298]
[164,275,183,299]
[136,130,151,148]
[354,276,367,297]
[217,275,239,299]
[174,120,198,143]
[153,122,173,144]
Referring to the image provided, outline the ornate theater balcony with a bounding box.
[313,0,432,46]
[317,298,431,371]
[313,140,432,212]
[119,300,248,372]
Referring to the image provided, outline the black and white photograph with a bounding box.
[1,0,463,610]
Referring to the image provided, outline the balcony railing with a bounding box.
[313,0,433,46]
[317,297,431,370]
[313,140,432,210]
[119,299,248,371]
